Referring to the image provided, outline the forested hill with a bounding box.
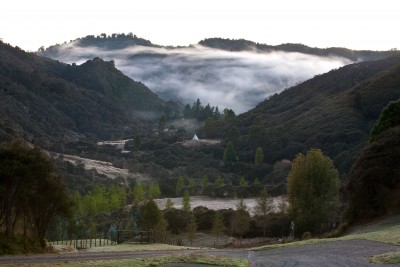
[224,55,400,176]
[0,41,180,149]
[42,33,157,55]
[199,38,395,62]
[42,34,394,63]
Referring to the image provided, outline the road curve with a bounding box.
[248,239,400,267]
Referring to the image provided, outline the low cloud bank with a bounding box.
[46,43,351,114]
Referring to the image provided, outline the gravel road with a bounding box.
[248,239,400,267]
[0,239,399,266]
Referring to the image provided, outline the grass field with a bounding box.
[1,254,249,267]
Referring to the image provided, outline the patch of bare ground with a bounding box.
[180,139,221,147]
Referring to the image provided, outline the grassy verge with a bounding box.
[252,215,400,251]
[370,251,400,264]
[87,243,193,253]
[2,254,249,267]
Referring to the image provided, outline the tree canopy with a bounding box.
[0,140,73,247]
[287,148,339,235]
[370,99,400,142]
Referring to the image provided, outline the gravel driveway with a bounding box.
[0,239,399,266]
[248,239,400,267]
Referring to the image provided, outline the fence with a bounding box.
[48,237,115,250]
[47,232,117,250]
[47,230,184,249]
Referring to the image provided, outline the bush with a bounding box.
[302,232,312,240]
[0,233,41,255]
[324,222,348,238]
[163,208,190,234]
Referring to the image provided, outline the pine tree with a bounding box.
[202,175,209,187]
[154,215,168,243]
[255,146,264,164]
[215,176,225,186]
[133,182,145,203]
[187,214,198,246]
[255,188,273,237]
[165,198,174,209]
[148,183,161,199]
[134,135,141,149]
[176,176,185,196]
[158,114,166,136]
[182,190,191,212]
[189,178,196,187]
[142,199,162,231]
[232,199,250,238]
[223,141,237,162]
[212,211,225,245]
[239,177,247,187]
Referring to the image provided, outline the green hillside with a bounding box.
[343,99,400,224]
[227,56,400,176]
[0,41,180,149]
[199,38,395,61]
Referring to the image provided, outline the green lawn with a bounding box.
[1,254,249,267]
[370,251,400,264]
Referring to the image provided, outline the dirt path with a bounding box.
[0,240,399,266]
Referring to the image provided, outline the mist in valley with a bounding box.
[44,42,352,113]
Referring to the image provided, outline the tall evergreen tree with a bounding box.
[232,199,250,238]
[176,176,185,196]
[134,135,141,149]
[255,188,273,237]
[212,211,225,245]
[255,146,264,164]
[158,114,166,136]
[187,213,198,246]
[148,183,161,199]
[223,141,237,162]
[182,190,191,212]
[141,199,162,231]
[204,117,216,137]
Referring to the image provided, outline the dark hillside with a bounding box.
[60,57,182,117]
[0,41,179,148]
[343,125,400,223]
[199,38,395,61]
[42,33,156,55]
[230,56,400,175]
[343,99,400,223]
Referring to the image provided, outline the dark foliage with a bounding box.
[0,41,181,149]
[0,232,41,255]
[41,33,156,54]
[370,99,400,142]
[183,99,222,121]
[199,38,396,61]
[0,140,74,247]
[163,208,190,234]
[224,56,400,177]
[343,125,400,224]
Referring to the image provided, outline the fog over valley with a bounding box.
[43,42,352,113]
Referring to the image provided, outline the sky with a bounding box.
[1,0,399,52]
